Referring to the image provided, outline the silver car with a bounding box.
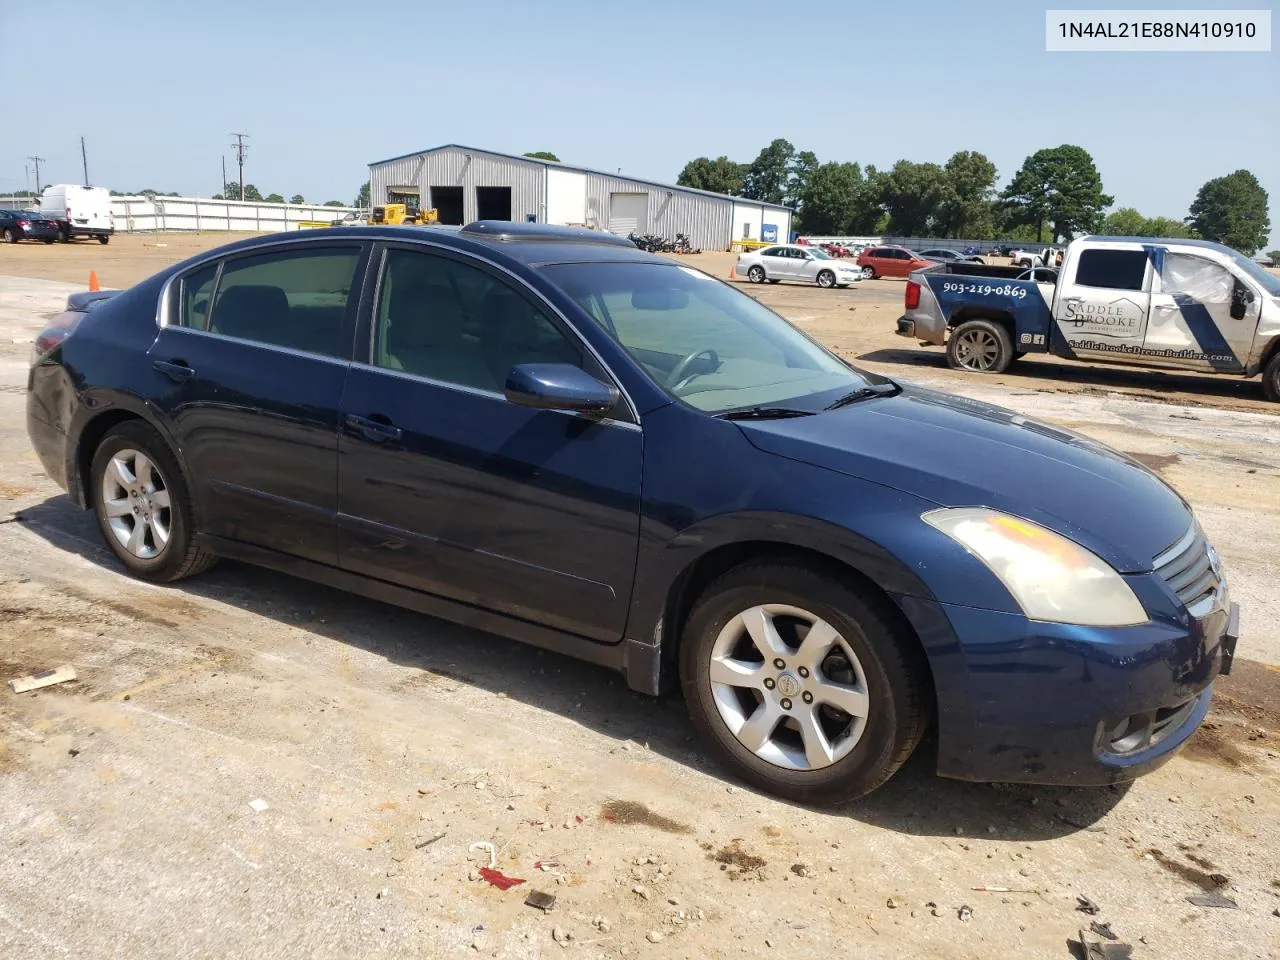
[735,244,862,289]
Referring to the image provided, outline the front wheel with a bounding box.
[816,270,836,289]
[861,265,875,280]
[1263,352,1280,403]
[946,319,1014,374]
[680,562,928,804]
[90,421,217,582]
[747,265,765,283]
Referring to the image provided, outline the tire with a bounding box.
[946,319,1014,374]
[59,226,72,242]
[1263,351,1280,403]
[767,278,781,284]
[747,265,765,283]
[680,561,928,805]
[42,238,55,244]
[861,265,876,280]
[2,228,15,244]
[97,234,110,245]
[90,421,217,582]
[816,270,836,289]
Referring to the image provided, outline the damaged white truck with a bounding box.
[896,236,1280,401]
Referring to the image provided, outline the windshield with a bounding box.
[543,261,872,413]
[806,247,831,260]
[1229,249,1280,296]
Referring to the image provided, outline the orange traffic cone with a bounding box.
[727,261,736,280]
[88,271,101,292]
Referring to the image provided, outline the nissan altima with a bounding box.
[26,221,1239,804]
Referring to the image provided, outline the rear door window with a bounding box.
[180,263,219,331]
[1074,249,1148,291]
[205,246,361,358]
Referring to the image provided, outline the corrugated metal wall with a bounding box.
[583,173,732,251]
[369,155,425,208]
[371,148,544,224]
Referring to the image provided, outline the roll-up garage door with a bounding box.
[607,192,649,235]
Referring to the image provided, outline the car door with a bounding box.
[1145,251,1251,372]
[336,243,643,643]
[757,247,785,280]
[793,249,820,283]
[1052,246,1151,362]
[148,241,367,565]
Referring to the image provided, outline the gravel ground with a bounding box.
[1,253,1278,959]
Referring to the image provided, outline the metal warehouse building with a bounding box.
[368,144,792,252]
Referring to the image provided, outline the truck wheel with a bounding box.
[1263,352,1280,403]
[97,234,110,245]
[679,561,928,804]
[946,320,1014,374]
[748,265,765,283]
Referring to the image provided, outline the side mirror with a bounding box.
[505,363,619,417]
[1230,281,1254,320]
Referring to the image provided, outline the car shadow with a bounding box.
[15,494,1128,839]
[855,348,1269,407]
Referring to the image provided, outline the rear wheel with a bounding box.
[747,265,765,283]
[97,234,110,245]
[816,270,836,289]
[680,561,928,804]
[2,228,15,244]
[946,319,1014,374]
[1263,351,1280,403]
[90,421,217,582]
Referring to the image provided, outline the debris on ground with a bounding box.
[1073,927,1134,959]
[534,859,562,873]
[926,901,943,917]
[551,925,572,944]
[469,841,497,869]
[958,905,973,922]
[414,832,446,849]
[1075,895,1101,915]
[8,664,76,693]
[1187,892,1238,909]
[632,884,650,900]
[524,890,556,912]
[592,917,611,934]
[248,799,269,813]
[645,931,664,944]
[791,863,810,878]
[972,885,1030,893]
[478,867,525,890]
[1089,921,1118,941]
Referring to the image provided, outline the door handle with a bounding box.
[345,413,402,443]
[153,359,195,382]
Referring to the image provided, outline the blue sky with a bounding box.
[2,0,1275,244]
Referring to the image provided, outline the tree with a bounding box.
[1002,145,1112,242]
[354,181,370,209]
[264,193,285,204]
[1142,216,1197,239]
[880,160,949,236]
[241,184,264,202]
[796,162,863,234]
[323,200,345,207]
[676,156,746,196]
[1099,207,1148,235]
[1267,249,1280,265]
[289,194,305,204]
[1187,169,1270,254]
[523,151,560,162]
[785,150,818,211]
[938,151,998,238]
[741,138,795,206]
[221,181,262,201]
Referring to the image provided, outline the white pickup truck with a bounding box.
[897,235,1280,401]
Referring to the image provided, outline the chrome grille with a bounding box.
[1153,525,1221,613]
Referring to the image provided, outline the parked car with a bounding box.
[918,248,986,265]
[0,209,60,243]
[898,235,1280,401]
[39,184,115,243]
[28,221,1238,803]
[856,246,936,279]
[736,244,863,288]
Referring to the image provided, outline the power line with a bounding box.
[230,133,249,201]
[27,156,45,194]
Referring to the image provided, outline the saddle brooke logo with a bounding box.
[1065,298,1146,339]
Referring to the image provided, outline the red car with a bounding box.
[856,245,935,279]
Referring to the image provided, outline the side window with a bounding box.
[180,262,219,330]
[374,248,583,392]
[207,247,360,358]
[1074,249,1148,292]
[1159,254,1233,304]
[760,247,779,258]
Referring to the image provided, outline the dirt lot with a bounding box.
[1,235,1279,959]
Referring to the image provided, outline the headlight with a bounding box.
[922,507,1147,626]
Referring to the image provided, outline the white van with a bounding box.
[39,184,115,244]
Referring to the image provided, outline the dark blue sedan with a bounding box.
[25,221,1239,803]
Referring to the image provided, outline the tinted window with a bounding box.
[761,247,780,257]
[180,263,219,330]
[1074,249,1148,291]
[207,247,359,357]
[374,248,583,392]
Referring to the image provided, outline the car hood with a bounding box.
[739,385,1191,573]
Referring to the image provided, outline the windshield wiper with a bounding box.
[716,406,815,421]
[824,382,900,410]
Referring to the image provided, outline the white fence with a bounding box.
[0,195,363,234]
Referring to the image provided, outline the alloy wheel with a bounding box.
[100,448,172,559]
[953,328,1000,370]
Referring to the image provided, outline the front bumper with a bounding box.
[895,589,1238,786]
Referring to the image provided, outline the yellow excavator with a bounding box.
[368,203,439,226]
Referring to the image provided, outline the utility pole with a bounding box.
[221,156,227,197]
[81,137,90,186]
[28,156,45,194]
[230,133,249,201]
